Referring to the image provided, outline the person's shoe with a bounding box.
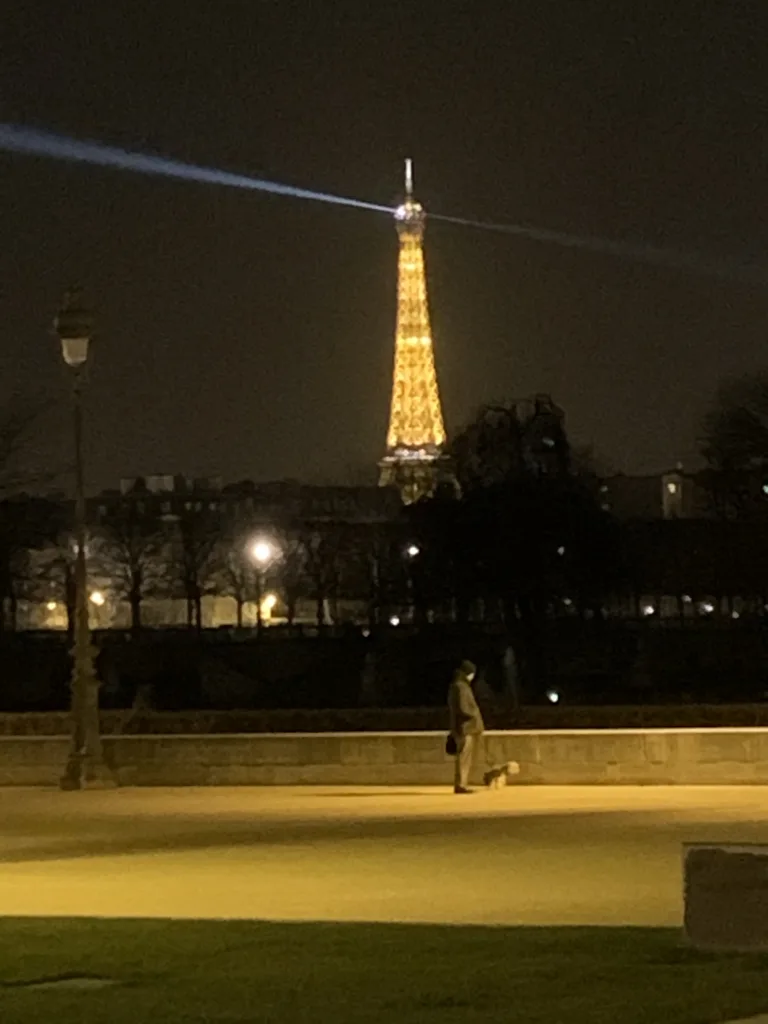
[454,786,475,794]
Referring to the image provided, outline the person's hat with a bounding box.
[460,659,477,677]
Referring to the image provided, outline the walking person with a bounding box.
[448,659,485,794]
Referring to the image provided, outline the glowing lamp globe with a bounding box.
[251,540,273,566]
[55,288,94,368]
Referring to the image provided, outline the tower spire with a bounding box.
[405,157,413,197]
[379,163,453,504]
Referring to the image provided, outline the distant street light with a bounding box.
[55,287,113,790]
[405,543,420,558]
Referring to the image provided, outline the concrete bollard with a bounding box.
[684,843,768,950]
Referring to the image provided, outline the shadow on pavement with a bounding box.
[0,805,766,864]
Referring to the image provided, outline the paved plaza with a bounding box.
[1,785,768,926]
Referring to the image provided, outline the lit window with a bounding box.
[667,481,678,495]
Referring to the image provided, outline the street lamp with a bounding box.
[55,287,113,790]
[249,537,278,631]
[403,542,420,622]
[251,540,274,566]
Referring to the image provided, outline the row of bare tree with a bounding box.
[0,494,411,634]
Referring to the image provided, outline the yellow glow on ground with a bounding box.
[1,786,768,926]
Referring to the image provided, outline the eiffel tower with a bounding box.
[379,160,453,504]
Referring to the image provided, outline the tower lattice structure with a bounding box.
[379,160,452,503]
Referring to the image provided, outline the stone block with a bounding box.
[391,735,443,764]
[484,733,539,768]
[684,844,768,949]
[587,731,647,767]
[0,737,66,786]
[751,732,768,766]
[301,735,343,765]
[644,731,672,765]
[252,738,302,765]
[200,737,298,767]
[341,736,395,765]
[694,731,757,765]
[535,734,590,766]
[536,734,619,777]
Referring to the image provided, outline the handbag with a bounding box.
[445,734,458,756]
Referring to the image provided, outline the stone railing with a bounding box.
[4,727,768,786]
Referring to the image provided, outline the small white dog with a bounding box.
[483,761,521,789]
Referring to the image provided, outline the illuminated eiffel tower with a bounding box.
[379,160,453,504]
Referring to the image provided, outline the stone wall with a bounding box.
[7,727,768,786]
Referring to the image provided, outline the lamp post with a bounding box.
[404,542,420,622]
[249,538,276,632]
[55,287,112,790]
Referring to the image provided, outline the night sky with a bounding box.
[3,3,768,492]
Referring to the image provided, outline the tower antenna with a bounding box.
[405,157,413,197]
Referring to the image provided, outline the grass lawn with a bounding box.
[1,920,767,1023]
